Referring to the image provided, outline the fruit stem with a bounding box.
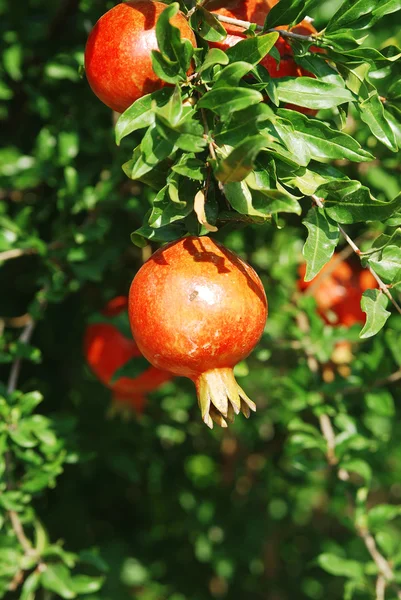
[194,368,256,429]
[213,14,319,43]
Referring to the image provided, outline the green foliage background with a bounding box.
[1,0,401,599]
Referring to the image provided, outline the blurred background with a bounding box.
[2,1,401,599]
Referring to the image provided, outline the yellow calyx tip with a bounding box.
[195,368,256,429]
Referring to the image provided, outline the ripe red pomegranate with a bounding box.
[84,296,172,413]
[84,0,197,113]
[298,254,378,327]
[128,236,267,428]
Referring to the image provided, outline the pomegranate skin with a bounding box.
[128,236,267,428]
[298,254,378,327]
[84,1,196,113]
[84,296,171,412]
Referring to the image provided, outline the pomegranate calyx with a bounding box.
[195,368,256,429]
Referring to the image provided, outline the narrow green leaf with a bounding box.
[224,181,300,217]
[302,207,340,281]
[214,61,254,88]
[198,87,263,117]
[360,290,391,339]
[71,575,105,594]
[340,459,372,484]
[317,553,364,579]
[358,84,398,151]
[275,78,354,109]
[199,48,229,74]
[225,33,279,66]
[41,564,77,599]
[172,154,206,181]
[263,0,319,29]
[326,0,377,34]
[320,182,401,224]
[215,136,270,183]
[276,109,374,163]
[122,125,175,181]
[189,6,227,42]
[369,245,401,282]
[115,88,173,145]
[368,504,401,531]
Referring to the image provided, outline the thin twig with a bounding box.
[376,575,386,600]
[311,195,401,317]
[7,320,36,395]
[0,248,37,262]
[201,108,216,162]
[5,293,47,593]
[319,414,337,466]
[357,527,394,582]
[214,14,318,42]
[319,413,401,596]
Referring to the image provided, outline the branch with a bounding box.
[319,413,401,596]
[213,13,319,42]
[5,293,47,592]
[376,575,386,600]
[7,319,36,395]
[0,248,37,263]
[311,195,401,317]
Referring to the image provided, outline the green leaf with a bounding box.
[358,84,398,151]
[155,86,183,126]
[365,390,395,417]
[131,220,187,247]
[215,136,270,183]
[275,78,354,110]
[368,504,401,531]
[225,33,279,67]
[340,459,372,484]
[302,208,340,281]
[275,109,374,163]
[198,87,263,118]
[3,44,23,81]
[154,2,193,74]
[224,181,301,217]
[326,0,391,34]
[189,6,227,42]
[214,61,254,88]
[320,182,401,224]
[122,125,175,181]
[317,553,364,579]
[215,103,274,146]
[369,245,401,282]
[172,154,206,181]
[155,112,206,153]
[41,564,77,599]
[110,356,151,384]
[360,290,391,339]
[263,0,320,29]
[20,571,41,600]
[198,48,229,74]
[115,88,174,145]
[71,575,105,594]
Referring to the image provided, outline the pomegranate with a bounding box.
[128,236,267,428]
[84,0,197,113]
[84,296,172,413]
[298,254,378,327]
